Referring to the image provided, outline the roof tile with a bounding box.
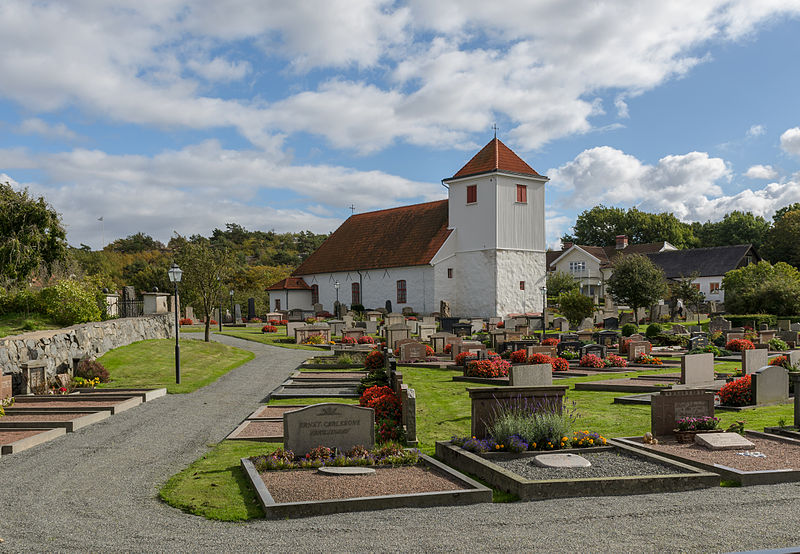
[450,138,541,179]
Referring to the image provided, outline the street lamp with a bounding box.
[540,286,547,340]
[217,276,222,332]
[230,289,234,324]
[167,262,183,385]
[334,281,340,303]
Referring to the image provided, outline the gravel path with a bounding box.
[0,335,798,552]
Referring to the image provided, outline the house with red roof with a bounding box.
[269,138,549,318]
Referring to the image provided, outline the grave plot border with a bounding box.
[72,388,167,402]
[226,419,283,441]
[0,410,110,432]
[615,431,800,486]
[763,426,800,440]
[574,381,671,393]
[435,440,718,500]
[0,427,66,455]
[241,453,492,519]
[9,396,142,415]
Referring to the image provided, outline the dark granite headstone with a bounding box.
[651,389,715,437]
[247,297,256,320]
[603,317,619,330]
[385,300,392,313]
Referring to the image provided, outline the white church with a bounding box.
[267,138,548,318]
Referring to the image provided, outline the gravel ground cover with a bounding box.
[259,465,466,503]
[233,420,283,438]
[250,405,306,418]
[636,435,800,471]
[492,450,688,480]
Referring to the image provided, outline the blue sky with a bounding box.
[1,1,800,250]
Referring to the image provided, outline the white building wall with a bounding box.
[496,250,546,315]
[298,265,435,314]
[448,176,497,251]
[444,250,497,318]
[690,275,726,302]
[495,174,546,250]
[271,289,312,312]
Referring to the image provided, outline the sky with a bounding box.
[1,1,800,250]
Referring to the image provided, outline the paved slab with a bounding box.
[318,466,376,476]
[695,432,756,450]
[533,453,592,468]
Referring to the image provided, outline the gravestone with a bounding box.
[695,433,755,451]
[791,323,800,332]
[557,341,583,356]
[553,317,569,332]
[509,365,553,386]
[709,317,731,333]
[364,311,380,322]
[247,297,256,320]
[341,327,365,341]
[22,361,47,394]
[742,348,769,375]
[688,334,709,351]
[758,330,776,343]
[364,320,378,335]
[399,341,428,363]
[422,316,436,326]
[603,316,619,330]
[688,325,701,333]
[401,306,415,316]
[580,344,607,359]
[671,324,689,336]
[284,403,375,455]
[288,308,305,322]
[184,306,195,322]
[651,389,715,437]
[342,315,354,327]
[418,324,435,341]
[0,373,11,400]
[596,330,619,347]
[469,385,568,438]
[386,323,411,350]
[578,317,593,330]
[752,365,789,405]
[778,319,791,331]
[212,308,220,323]
[385,300,392,313]
[430,331,456,353]
[619,312,634,326]
[440,300,451,318]
[313,302,323,314]
[328,319,345,336]
[681,353,714,384]
[233,303,242,323]
[760,323,770,331]
[452,322,472,337]
[628,341,651,361]
[726,332,745,341]
[406,319,419,335]
[788,350,800,368]
[528,345,557,358]
[295,325,331,344]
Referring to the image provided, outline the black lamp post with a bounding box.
[540,286,547,340]
[217,277,222,332]
[334,281,340,303]
[168,262,183,384]
[230,289,234,324]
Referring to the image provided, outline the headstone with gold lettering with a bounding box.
[284,403,375,455]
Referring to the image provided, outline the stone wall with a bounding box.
[0,315,175,379]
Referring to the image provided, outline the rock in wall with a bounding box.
[0,315,175,379]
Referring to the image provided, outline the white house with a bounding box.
[269,138,549,318]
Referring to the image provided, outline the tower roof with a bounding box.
[447,138,542,180]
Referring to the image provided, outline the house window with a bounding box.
[467,184,477,204]
[710,282,721,293]
[447,268,453,278]
[275,298,280,310]
[516,184,527,203]
[745,255,754,265]
[691,283,701,291]
[397,280,407,304]
[351,282,360,305]
[568,261,586,275]
[519,281,525,291]
[311,284,319,305]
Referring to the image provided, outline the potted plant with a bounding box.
[673,416,722,443]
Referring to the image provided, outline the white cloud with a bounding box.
[780,127,800,157]
[17,118,79,141]
[744,164,778,179]
[747,124,766,137]
[186,57,251,82]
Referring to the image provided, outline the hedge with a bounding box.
[723,314,800,328]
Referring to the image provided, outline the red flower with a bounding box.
[719,374,752,407]
[541,337,560,346]
[510,349,527,363]
[261,325,277,333]
[726,339,755,352]
[550,357,569,372]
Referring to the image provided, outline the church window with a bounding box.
[311,284,319,305]
[397,280,407,304]
[447,268,453,278]
[519,281,525,290]
[516,184,527,203]
[275,298,280,310]
[351,282,360,305]
[467,184,477,204]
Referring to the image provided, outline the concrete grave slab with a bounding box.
[533,453,592,468]
[695,433,755,450]
[681,353,715,385]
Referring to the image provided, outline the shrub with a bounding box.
[769,355,791,369]
[357,336,375,344]
[40,279,102,326]
[248,317,262,323]
[541,337,559,346]
[261,325,277,333]
[559,350,577,360]
[620,323,637,337]
[675,416,720,431]
[465,358,511,378]
[769,337,788,351]
[303,334,325,345]
[454,351,478,366]
[209,319,218,325]
[726,339,755,352]
[719,375,752,406]
[75,358,110,383]
[528,353,552,365]
[579,354,604,368]
[510,349,528,363]
[341,336,357,345]
[604,354,627,368]
[279,319,288,326]
[550,357,569,372]
[444,343,452,354]
[485,398,578,451]
[359,385,402,442]
[268,319,280,325]
[425,344,434,356]
[364,350,384,370]
[635,354,663,365]
[645,323,662,338]
[179,318,193,325]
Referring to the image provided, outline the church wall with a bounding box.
[495,249,546,316]
[495,174,546,251]
[448,177,497,252]
[298,265,435,314]
[445,249,497,318]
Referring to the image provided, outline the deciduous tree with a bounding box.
[606,254,668,319]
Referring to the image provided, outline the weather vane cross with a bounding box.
[349,204,356,215]
[492,123,498,138]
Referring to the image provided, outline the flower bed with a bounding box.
[579,354,604,368]
[541,337,560,346]
[364,350,384,370]
[359,385,402,442]
[719,374,752,406]
[634,354,663,365]
[726,339,755,352]
[454,352,478,367]
[357,336,375,344]
[465,358,511,378]
[550,357,569,372]
[261,325,278,333]
[340,336,357,345]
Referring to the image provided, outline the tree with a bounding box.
[557,290,596,328]
[175,237,234,342]
[606,254,668,319]
[761,209,800,267]
[0,182,67,284]
[562,205,697,248]
[772,203,800,223]
[108,232,164,253]
[546,270,578,298]
[722,261,800,315]
[669,274,705,324]
[693,211,770,249]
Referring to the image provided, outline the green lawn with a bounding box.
[0,312,61,338]
[98,338,254,393]
[216,327,322,350]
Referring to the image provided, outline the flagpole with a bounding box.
[98,217,104,250]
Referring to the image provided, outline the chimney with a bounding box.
[562,242,573,251]
[615,235,628,250]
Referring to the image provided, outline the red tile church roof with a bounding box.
[266,277,312,291]
[447,138,542,180]
[292,200,451,275]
